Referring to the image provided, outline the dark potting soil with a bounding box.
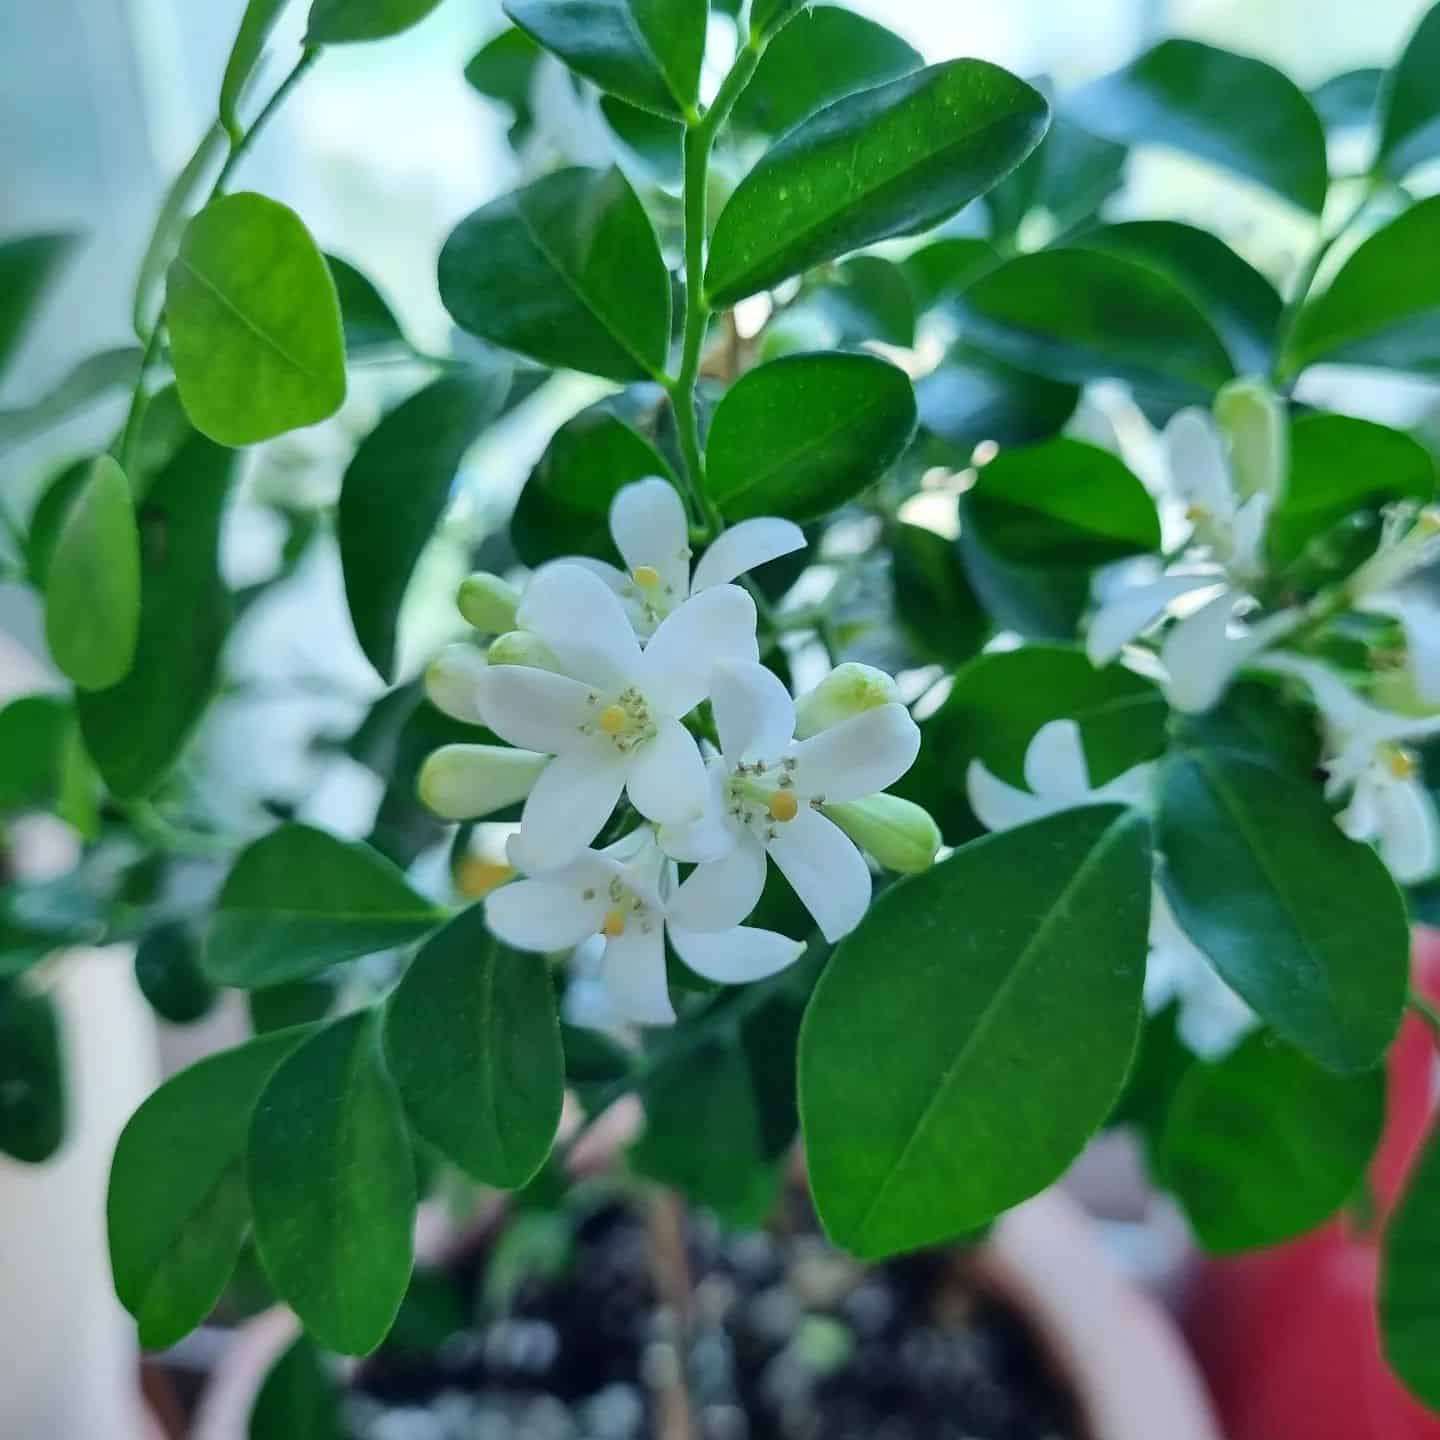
[349,1197,1081,1440]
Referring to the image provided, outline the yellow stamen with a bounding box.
[1185,504,1209,522]
[598,704,627,735]
[454,858,514,899]
[1384,744,1419,780]
[602,908,627,938]
[768,790,800,823]
[632,565,662,589]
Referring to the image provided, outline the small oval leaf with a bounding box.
[306,0,445,44]
[0,980,65,1164]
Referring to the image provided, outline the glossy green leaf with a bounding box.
[44,456,140,691]
[959,248,1235,409]
[890,523,987,667]
[250,1014,414,1355]
[985,116,1127,243]
[706,353,916,522]
[0,346,142,455]
[206,823,447,988]
[1068,39,1328,213]
[465,27,544,143]
[1378,3,1440,175]
[1311,68,1383,133]
[1268,413,1436,568]
[601,96,683,185]
[801,806,1151,1257]
[902,238,998,314]
[0,233,78,380]
[1108,1001,1193,1160]
[76,428,237,799]
[706,61,1049,307]
[1171,680,1322,779]
[752,0,808,35]
[249,1336,344,1440]
[916,345,1077,455]
[503,0,706,118]
[107,1027,316,1348]
[249,979,337,1035]
[0,981,65,1164]
[220,0,289,136]
[385,905,563,1188]
[326,254,407,355]
[511,401,674,566]
[1282,197,1440,377]
[733,6,921,139]
[956,520,1089,642]
[167,193,345,446]
[306,0,445,43]
[1158,750,1408,1072]
[135,924,217,1026]
[340,369,509,680]
[815,256,915,347]
[1159,1031,1383,1253]
[1381,1117,1440,1412]
[439,167,669,382]
[0,696,69,817]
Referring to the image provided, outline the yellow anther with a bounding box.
[1185,504,1209,522]
[1419,508,1440,536]
[632,565,662,589]
[602,908,627,938]
[1383,744,1419,780]
[454,858,514,899]
[598,704,628,735]
[768,790,800,823]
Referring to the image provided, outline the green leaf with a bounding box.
[1381,1117,1440,1412]
[0,696,69,816]
[249,1336,344,1440]
[44,456,140,691]
[1158,750,1408,1073]
[916,345,1077,455]
[732,6,921,139]
[326,254,407,355]
[503,0,706,118]
[107,1026,316,1348]
[985,116,1127,243]
[890,523,987,667]
[249,978,337,1035]
[706,61,1049,307]
[249,1011,416,1354]
[0,346,143,455]
[206,823,447,988]
[1108,1001,1193,1161]
[1378,3,1440,176]
[705,353,916,522]
[1282,196,1440,377]
[1311,68,1383,133]
[385,905,563,1189]
[76,427,237,799]
[1077,222,1283,376]
[1159,1030,1383,1253]
[959,247,1235,409]
[0,233,78,380]
[1268,413,1436,568]
[902,238,999,314]
[752,0,808,35]
[220,0,289,136]
[465,27,544,143]
[340,369,509,680]
[0,981,65,1164]
[965,438,1161,567]
[135,924,217,1026]
[956,521,1089,642]
[439,167,669,382]
[1068,39,1328,213]
[306,0,445,44]
[167,193,345,446]
[1171,680,1322,778]
[511,400,674,566]
[601,96,683,185]
[815,256,916,347]
[801,806,1151,1257]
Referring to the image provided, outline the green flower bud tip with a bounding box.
[1215,378,1287,505]
[487,630,564,672]
[418,744,548,822]
[822,794,941,874]
[424,643,488,724]
[795,663,902,739]
[457,571,521,634]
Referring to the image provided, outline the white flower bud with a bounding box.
[821,794,941,874]
[418,744,548,821]
[487,630,565,672]
[794,663,903,739]
[1215,379,1287,504]
[424,643,489,724]
[457,572,522,634]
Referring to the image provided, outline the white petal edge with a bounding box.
[1375,776,1440,884]
[766,805,871,943]
[485,869,609,951]
[601,923,675,1026]
[639,584,759,718]
[516,562,642,694]
[626,719,709,828]
[609,478,692,600]
[1086,574,1218,666]
[691,516,806,594]
[473,665,600,754]
[1165,408,1233,522]
[670,924,805,985]
[511,740,629,873]
[789,703,919,804]
[710,658,797,763]
[966,759,1056,832]
[667,832,768,931]
[1022,719,1094,804]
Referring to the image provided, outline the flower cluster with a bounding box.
[420,479,933,1026]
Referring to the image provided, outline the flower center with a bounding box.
[584,873,656,938]
[632,565,662,589]
[582,687,656,753]
[1382,743,1419,781]
[727,757,819,840]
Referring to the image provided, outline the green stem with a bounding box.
[1410,988,1440,1047]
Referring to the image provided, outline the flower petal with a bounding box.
[658,759,737,863]
[517,562,642,693]
[1394,593,1440,707]
[602,923,674,1026]
[1166,408,1233,522]
[1086,574,1218,666]
[609,478,692,600]
[711,659,796,763]
[966,759,1054,832]
[789,703,919,804]
[691,517,806,594]
[473,665,600,753]
[639,584,759,718]
[667,832,768,931]
[485,866,610,951]
[766,805,871,943]
[511,740,629,872]
[1022,720,1093,804]
[670,924,805,985]
[626,719,708,827]
[1162,595,1301,715]
[1375,776,1440,884]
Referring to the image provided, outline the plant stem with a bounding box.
[646,1188,698,1440]
[209,47,321,201]
[1410,988,1440,1047]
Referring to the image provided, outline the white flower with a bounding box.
[474,562,758,872]
[1257,653,1440,884]
[1349,506,1440,708]
[1156,590,1304,715]
[487,828,806,1027]
[570,478,805,639]
[661,661,921,944]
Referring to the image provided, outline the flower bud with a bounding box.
[795,663,903,739]
[1215,379,1287,504]
[822,794,941,874]
[487,630,564,672]
[457,572,522,634]
[424,643,488,724]
[418,744,548,821]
